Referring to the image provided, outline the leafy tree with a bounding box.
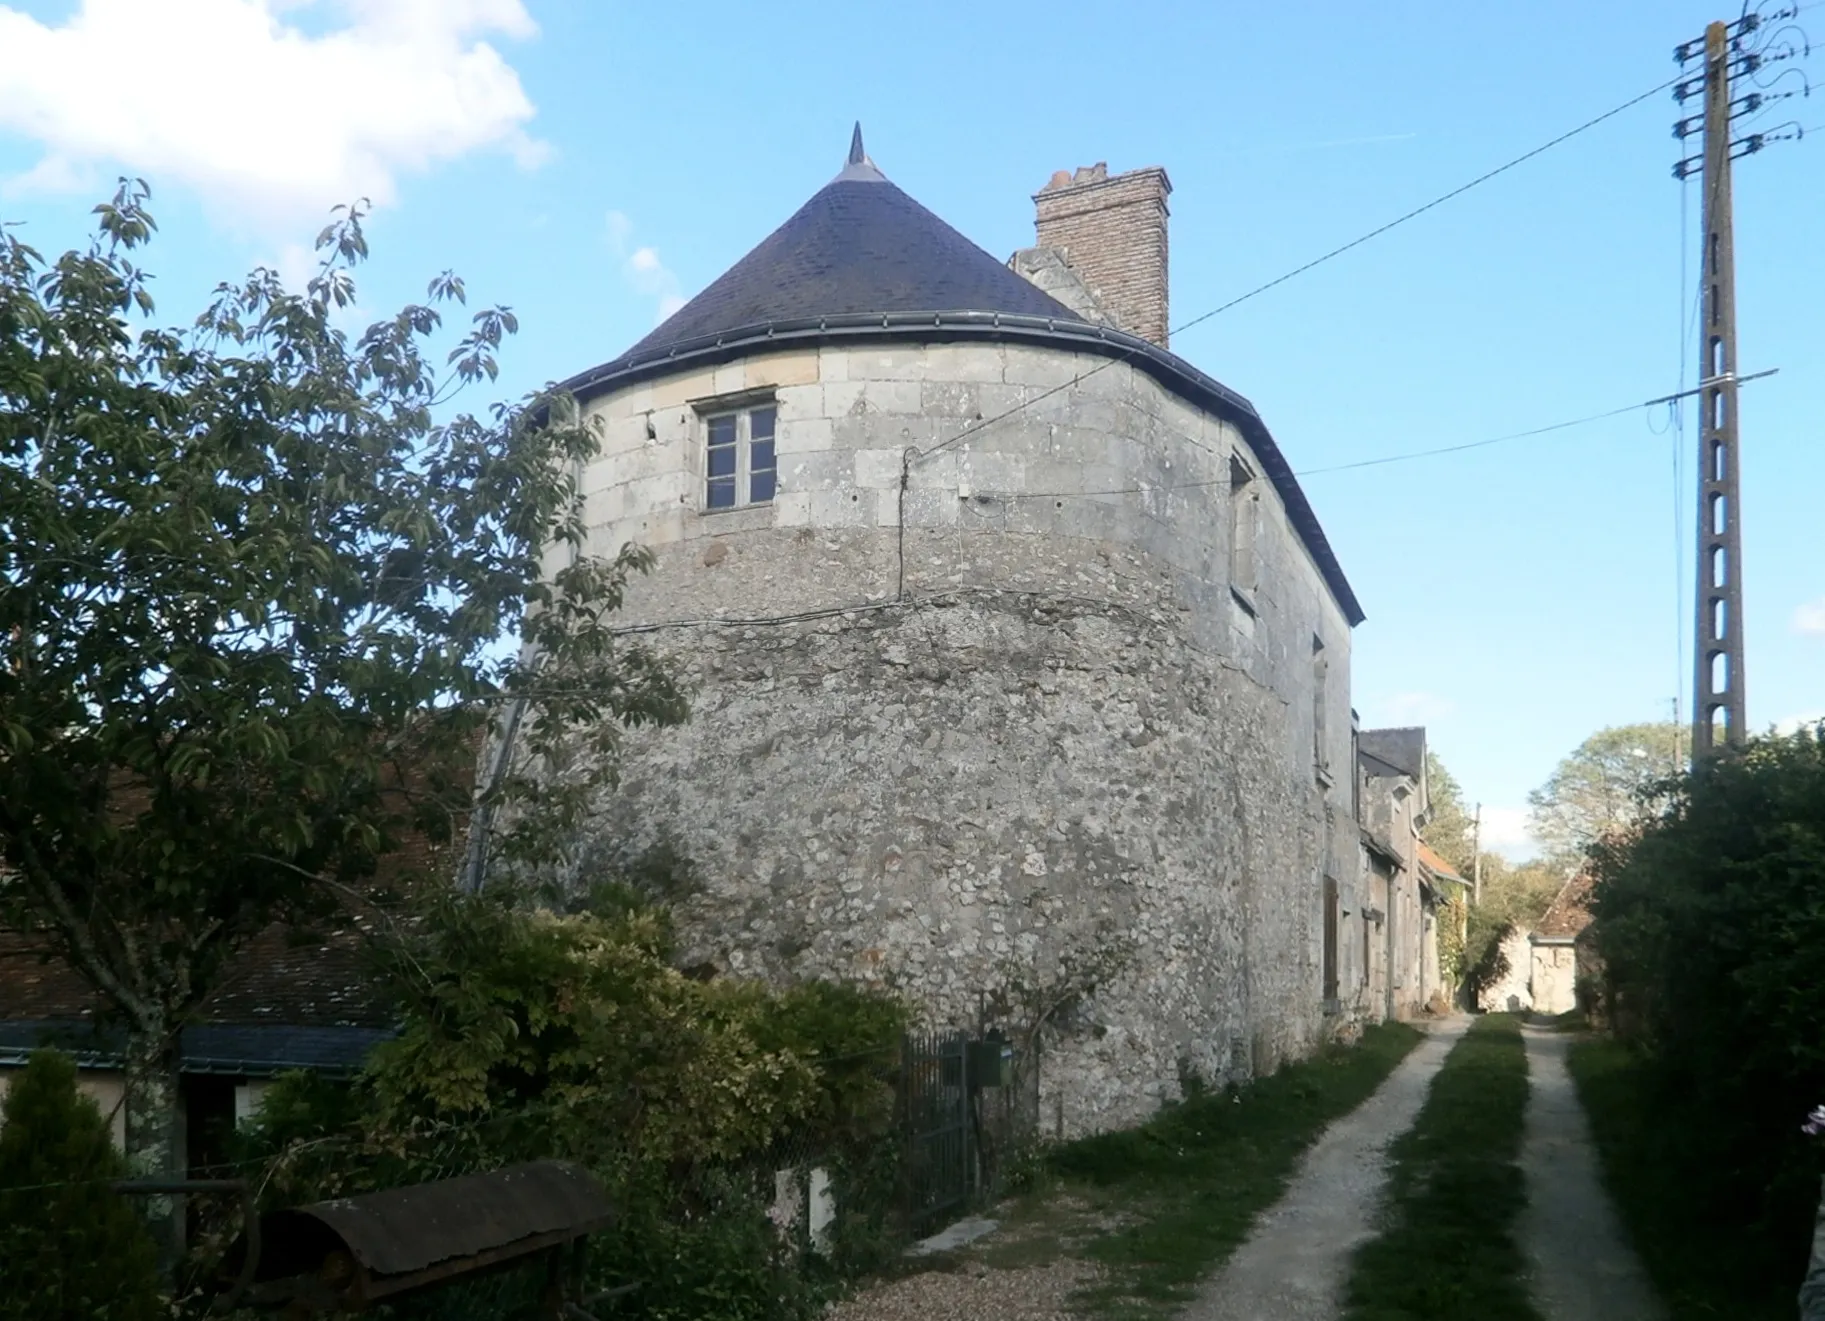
[0,184,688,1230]
[1422,750,1476,875]
[0,1048,164,1321]
[1527,722,1684,858]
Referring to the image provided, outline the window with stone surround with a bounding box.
[701,400,777,511]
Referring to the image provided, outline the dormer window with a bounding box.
[703,402,777,511]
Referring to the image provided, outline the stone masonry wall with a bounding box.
[565,339,1358,1134]
[1032,165,1171,347]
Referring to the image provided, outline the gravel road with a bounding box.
[1177,1017,1469,1321]
[1519,1024,1665,1321]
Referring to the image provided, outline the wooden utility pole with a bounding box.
[1689,19,1748,755]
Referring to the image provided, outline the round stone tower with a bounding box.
[557,129,1365,1134]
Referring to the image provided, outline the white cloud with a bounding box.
[1776,712,1825,736]
[1793,596,1825,637]
[0,0,545,227]
[605,210,687,324]
[1373,691,1456,725]
[1477,805,1537,862]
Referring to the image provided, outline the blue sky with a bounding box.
[2,0,1820,855]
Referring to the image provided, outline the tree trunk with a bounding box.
[124,1020,183,1271]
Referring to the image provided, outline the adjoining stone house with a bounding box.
[1353,726,1457,1021]
[552,128,1369,1136]
[1417,842,1468,1004]
[1476,870,1594,1016]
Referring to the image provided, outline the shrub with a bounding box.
[1587,722,1825,1282]
[239,891,909,1319]
[0,1048,164,1321]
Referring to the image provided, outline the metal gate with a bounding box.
[900,1030,971,1229]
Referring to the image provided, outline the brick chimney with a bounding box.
[1032,163,1172,347]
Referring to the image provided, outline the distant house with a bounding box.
[1474,869,1594,1016]
[1354,726,1462,1020]
[1529,872,1595,1015]
[0,924,394,1169]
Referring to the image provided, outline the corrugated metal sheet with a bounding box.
[259,1161,614,1281]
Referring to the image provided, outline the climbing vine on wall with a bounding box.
[1437,890,1468,994]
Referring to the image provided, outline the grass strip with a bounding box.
[1567,1035,1797,1321]
[1343,1013,1539,1321]
[1040,1021,1422,1320]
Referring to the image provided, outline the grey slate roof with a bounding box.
[560,128,1366,627]
[0,1020,390,1077]
[617,137,1078,364]
[1359,727,1427,781]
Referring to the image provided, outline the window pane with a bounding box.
[750,439,775,472]
[748,406,776,440]
[707,415,737,446]
[708,444,736,478]
[749,469,776,504]
[707,477,736,509]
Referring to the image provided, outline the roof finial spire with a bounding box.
[831,121,887,184]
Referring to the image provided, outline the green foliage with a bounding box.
[241,892,909,1320]
[1584,722,1825,1291]
[1423,750,1477,875]
[1345,1016,1540,1321]
[0,1049,163,1321]
[1437,888,1468,991]
[1049,1022,1423,1320]
[0,182,686,1165]
[1463,855,1566,997]
[1569,1036,1794,1321]
[1527,722,1684,857]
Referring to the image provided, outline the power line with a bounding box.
[1292,402,1650,477]
[936,371,1778,497]
[1292,371,1773,476]
[918,71,1684,463]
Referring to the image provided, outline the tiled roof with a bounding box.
[1417,842,1466,883]
[1535,871,1596,940]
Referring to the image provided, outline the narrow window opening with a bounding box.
[1322,876,1340,1004]
[1230,454,1259,594]
[1311,636,1329,780]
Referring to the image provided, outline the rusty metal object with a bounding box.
[113,1177,260,1313]
[235,1159,614,1312]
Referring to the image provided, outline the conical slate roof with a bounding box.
[616,126,1077,364]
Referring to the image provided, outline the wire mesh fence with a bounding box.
[171,1029,1038,1319]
